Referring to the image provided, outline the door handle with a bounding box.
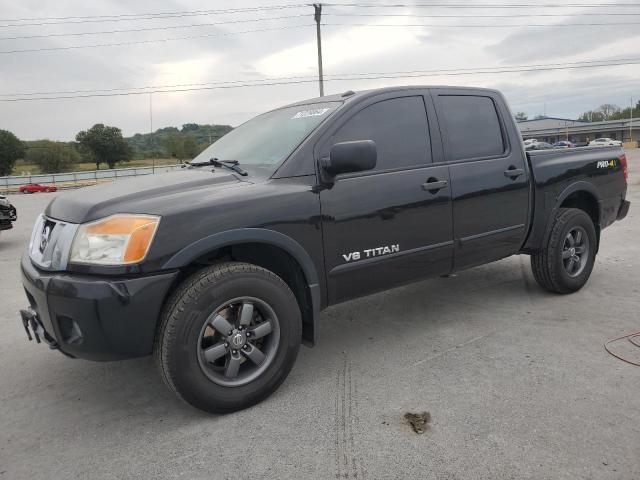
[504,167,524,179]
[421,179,448,193]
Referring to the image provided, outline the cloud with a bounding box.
[487,24,640,63]
[1,0,639,140]
[254,21,423,77]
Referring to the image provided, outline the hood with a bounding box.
[45,168,249,224]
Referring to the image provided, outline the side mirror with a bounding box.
[322,140,377,177]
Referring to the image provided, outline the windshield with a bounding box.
[192,101,341,167]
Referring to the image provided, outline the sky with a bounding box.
[0,0,639,141]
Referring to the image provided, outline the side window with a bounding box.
[331,96,431,171]
[439,95,505,161]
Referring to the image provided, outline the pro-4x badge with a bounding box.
[597,159,616,169]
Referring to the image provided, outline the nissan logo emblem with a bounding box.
[39,226,51,252]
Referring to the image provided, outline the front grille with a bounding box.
[38,219,56,254]
[28,214,79,271]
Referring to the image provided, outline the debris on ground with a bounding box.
[404,411,431,434]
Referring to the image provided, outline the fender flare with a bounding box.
[542,181,602,248]
[555,181,601,218]
[163,228,321,345]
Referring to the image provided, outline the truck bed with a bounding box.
[523,145,627,251]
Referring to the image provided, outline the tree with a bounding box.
[596,103,621,121]
[579,103,623,122]
[76,124,133,169]
[25,140,79,173]
[515,112,528,121]
[0,129,24,176]
[183,134,199,158]
[165,132,199,161]
[181,123,199,132]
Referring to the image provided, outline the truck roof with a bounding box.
[282,85,501,108]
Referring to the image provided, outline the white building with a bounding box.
[518,116,639,145]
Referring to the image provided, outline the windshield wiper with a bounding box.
[187,158,248,176]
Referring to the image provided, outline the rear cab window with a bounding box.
[329,96,432,172]
[437,95,506,161]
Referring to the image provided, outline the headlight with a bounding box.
[69,214,160,265]
[0,198,9,207]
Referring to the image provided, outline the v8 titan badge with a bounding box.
[342,244,400,263]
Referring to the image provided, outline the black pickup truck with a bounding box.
[19,86,629,413]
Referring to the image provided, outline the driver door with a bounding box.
[318,93,454,304]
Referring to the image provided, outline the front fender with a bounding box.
[163,228,321,345]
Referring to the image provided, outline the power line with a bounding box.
[4,57,639,98]
[4,11,638,40]
[3,18,638,54]
[0,5,309,27]
[324,2,640,8]
[0,15,311,41]
[324,11,640,18]
[2,59,639,102]
[0,75,324,97]
[3,2,639,28]
[322,21,640,27]
[0,24,315,54]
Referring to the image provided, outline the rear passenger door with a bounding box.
[431,89,530,270]
[318,92,454,304]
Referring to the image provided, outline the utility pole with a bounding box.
[630,96,633,144]
[314,3,324,97]
[149,93,155,172]
[149,93,153,134]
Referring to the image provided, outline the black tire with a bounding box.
[530,208,597,294]
[156,262,301,414]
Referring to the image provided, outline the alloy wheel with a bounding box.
[562,226,589,277]
[197,297,280,387]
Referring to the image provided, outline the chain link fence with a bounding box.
[0,164,182,194]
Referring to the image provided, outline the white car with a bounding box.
[523,138,538,146]
[589,138,622,147]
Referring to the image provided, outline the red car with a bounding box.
[19,183,58,194]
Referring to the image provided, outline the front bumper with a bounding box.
[20,254,178,361]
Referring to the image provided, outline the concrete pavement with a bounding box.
[1,151,639,479]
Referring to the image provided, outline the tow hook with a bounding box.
[20,309,39,343]
[20,308,60,350]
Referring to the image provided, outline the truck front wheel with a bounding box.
[155,262,301,413]
[530,208,597,294]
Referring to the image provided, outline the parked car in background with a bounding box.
[19,183,58,194]
[553,141,575,148]
[0,195,17,234]
[589,138,622,147]
[525,141,554,151]
[523,138,538,146]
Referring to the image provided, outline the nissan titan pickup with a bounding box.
[19,86,630,413]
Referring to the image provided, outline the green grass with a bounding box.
[11,158,179,176]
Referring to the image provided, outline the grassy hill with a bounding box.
[12,123,233,175]
[127,123,233,159]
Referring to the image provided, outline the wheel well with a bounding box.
[175,242,315,346]
[559,190,601,248]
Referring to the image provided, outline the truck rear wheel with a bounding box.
[530,208,597,294]
[156,262,301,413]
